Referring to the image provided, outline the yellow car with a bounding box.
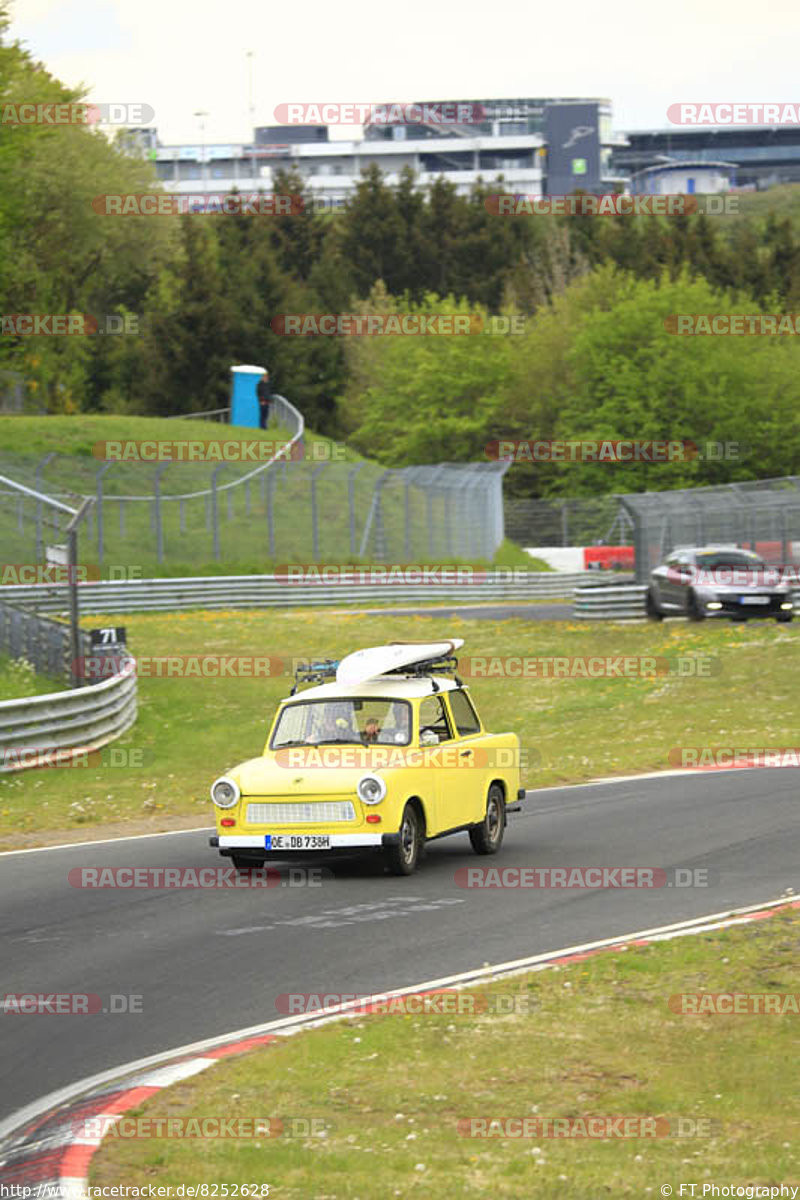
[209,641,524,875]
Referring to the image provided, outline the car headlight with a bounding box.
[211,776,240,808]
[357,774,386,805]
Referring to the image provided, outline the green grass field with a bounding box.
[89,904,800,1197]
[0,609,796,848]
[0,652,65,701]
[0,415,523,574]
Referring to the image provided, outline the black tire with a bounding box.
[231,854,267,871]
[645,589,663,621]
[384,802,423,876]
[777,613,793,623]
[687,590,706,622]
[469,784,506,855]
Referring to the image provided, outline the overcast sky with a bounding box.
[7,0,799,146]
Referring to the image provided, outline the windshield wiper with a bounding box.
[309,738,363,746]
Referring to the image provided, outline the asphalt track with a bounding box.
[1,767,798,1124]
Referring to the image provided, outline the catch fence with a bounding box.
[0,399,509,572]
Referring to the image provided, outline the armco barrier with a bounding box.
[0,657,138,773]
[0,571,597,616]
[573,583,648,620]
[573,582,800,620]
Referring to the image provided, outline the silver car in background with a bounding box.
[646,546,794,622]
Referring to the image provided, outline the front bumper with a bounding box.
[702,593,792,617]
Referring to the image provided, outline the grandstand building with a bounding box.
[610,126,800,190]
[140,98,628,204]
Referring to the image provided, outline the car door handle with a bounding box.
[460,749,473,757]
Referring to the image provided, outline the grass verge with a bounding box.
[89,905,800,1197]
[0,611,797,848]
[0,653,65,701]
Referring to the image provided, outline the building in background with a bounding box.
[611,126,800,190]
[630,160,737,195]
[145,98,628,204]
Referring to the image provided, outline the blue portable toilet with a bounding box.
[230,364,267,428]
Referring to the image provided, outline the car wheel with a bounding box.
[687,590,706,621]
[469,784,506,856]
[231,854,267,871]
[385,802,423,876]
[777,613,793,623]
[645,589,663,621]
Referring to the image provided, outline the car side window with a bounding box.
[418,695,453,743]
[448,689,481,737]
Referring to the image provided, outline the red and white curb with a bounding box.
[1,894,797,1196]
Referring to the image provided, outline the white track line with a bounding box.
[0,827,214,857]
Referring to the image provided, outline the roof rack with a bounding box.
[385,655,463,690]
[291,659,339,695]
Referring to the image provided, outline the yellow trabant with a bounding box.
[209,650,523,875]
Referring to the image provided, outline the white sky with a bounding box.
[7,0,800,145]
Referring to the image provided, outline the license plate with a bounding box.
[265,834,331,850]
[740,596,769,605]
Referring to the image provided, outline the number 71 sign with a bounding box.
[90,627,127,648]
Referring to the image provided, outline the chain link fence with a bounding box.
[621,478,800,582]
[0,597,91,680]
[504,495,633,548]
[0,399,510,572]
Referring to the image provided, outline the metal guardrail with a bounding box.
[573,583,800,620]
[573,584,648,620]
[0,656,138,773]
[166,408,231,422]
[1,571,596,615]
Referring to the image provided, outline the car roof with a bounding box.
[281,676,460,705]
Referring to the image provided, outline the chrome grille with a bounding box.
[246,801,356,825]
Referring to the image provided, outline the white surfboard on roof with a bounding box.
[336,640,464,687]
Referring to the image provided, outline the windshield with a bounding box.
[695,551,765,569]
[271,698,412,749]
